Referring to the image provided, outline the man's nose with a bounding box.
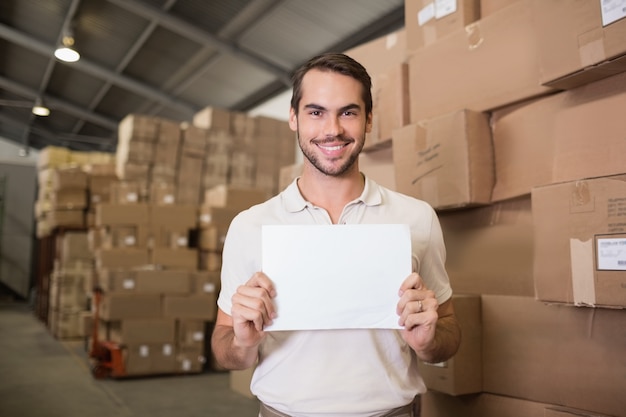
[324,116,343,138]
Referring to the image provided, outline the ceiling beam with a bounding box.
[0,75,118,131]
[107,0,292,86]
[0,113,114,151]
[0,23,197,116]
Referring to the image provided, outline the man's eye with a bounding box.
[310,111,321,116]
[343,111,356,117]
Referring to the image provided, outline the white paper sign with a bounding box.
[262,224,412,331]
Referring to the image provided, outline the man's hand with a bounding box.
[211,272,277,370]
[230,272,277,348]
[397,272,460,363]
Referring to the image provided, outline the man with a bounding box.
[211,53,461,417]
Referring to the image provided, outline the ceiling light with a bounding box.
[54,34,80,63]
[32,98,50,116]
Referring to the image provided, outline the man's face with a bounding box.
[289,69,372,177]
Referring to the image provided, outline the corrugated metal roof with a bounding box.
[0,0,404,152]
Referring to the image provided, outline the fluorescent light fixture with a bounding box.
[32,98,50,116]
[54,35,80,63]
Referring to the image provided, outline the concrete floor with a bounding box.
[0,300,260,417]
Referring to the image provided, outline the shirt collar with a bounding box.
[281,174,382,213]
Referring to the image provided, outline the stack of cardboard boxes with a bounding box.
[347,1,625,416]
[47,231,93,339]
[35,105,296,376]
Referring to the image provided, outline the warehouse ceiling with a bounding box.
[0,0,404,154]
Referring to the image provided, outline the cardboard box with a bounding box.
[190,271,220,295]
[123,342,177,376]
[46,209,85,229]
[405,0,481,51]
[150,204,198,228]
[176,345,205,373]
[199,250,222,272]
[532,175,626,308]
[149,181,176,205]
[489,95,559,202]
[367,62,410,149]
[421,391,550,417]
[392,110,493,210]
[99,269,191,294]
[439,196,535,297]
[408,0,554,123]
[152,142,180,167]
[51,167,87,190]
[532,0,626,90]
[59,232,92,262]
[98,224,149,248]
[98,293,162,320]
[544,407,613,417]
[162,294,216,320]
[491,71,626,202]
[95,203,149,226]
[149,226,190,249]
[177,319,205,346]
[156,117,182,144]
[480,0,521,17]
[359,146,396,191]
[417,294,481,395]
[118,114,159,142]
[192,106,231,131]
[95,248,149,269]
[278,163,303,191]
[343,28,407,76]
[150,248,198,270]
[37,146,71,170]
[50,189,87,209]
[110,181,141,204]
[108,318,176,344]
[481,295,626,417]
[203,184,268,212]
[88,175,118,205]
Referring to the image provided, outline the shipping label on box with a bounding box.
[532,0,626,89]
[408,0,553,123]
[532,175,626,308]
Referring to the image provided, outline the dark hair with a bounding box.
[290,53,372,116]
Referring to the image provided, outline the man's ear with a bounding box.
[288,108,298,132]
[365,112,373,133]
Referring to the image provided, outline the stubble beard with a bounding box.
[297,130,365,177]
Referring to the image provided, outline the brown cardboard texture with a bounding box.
[108,318,176,344]
[439,196,534,297]
[367,62,410,149]
[343,28,407,77]
[532,0,626,90]
[393,110,493,210]
[162,294,216,320]
[98,293,162,320]
[203,184,268,212]
[491,71,626,202]
[421,391,551,417]
[95,203,149,226]
[532,175,626,308]
[408,0,553,123]
[405,0,480,51]
[481,295,626,416]
[417,294,482,395]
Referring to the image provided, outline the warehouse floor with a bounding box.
[0,299,260,417]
